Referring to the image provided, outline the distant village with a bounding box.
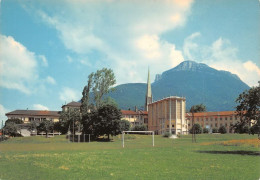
[3,68,247,138]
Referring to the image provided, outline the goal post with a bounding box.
[122,131,154,148]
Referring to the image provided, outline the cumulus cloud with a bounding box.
[59,87,81,103]
[183,33,260,87]
[0,34,50,93]
[0,104,9,124]
[32,0,193,83]
[33,104,49,110]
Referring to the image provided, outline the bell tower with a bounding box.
[145,68,152,111]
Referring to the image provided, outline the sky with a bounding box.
[0,0,259,123]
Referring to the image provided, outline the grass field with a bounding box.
[0,134,259,180]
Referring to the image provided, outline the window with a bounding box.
[220,117,222,120]
[225,123,227,127]
[225,117,227,120]
[230,116,233,120]
[172,125,174,127]
[167,125,169,128]
[206,118,208,121]
[215,123,217,127]
[215,117,217,121]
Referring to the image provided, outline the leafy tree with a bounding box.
[189,123,202,134]
[235,86,260,138]
[28,121,38,134]
[218,126,227,134]
[212,128,218,133]
[5,118,23,126]
[92,68,116,108]
[92,104,121,140]
[60,108,81,136]
[203,128,209,133]
[37,120,54,138]
[119,119,131,132]
[249,123,260,135]
[3,122,20,137]
[190,104,206,142]
[81,68,117,137]
[81,73,94,117]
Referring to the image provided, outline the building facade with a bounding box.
[121,110,148,127]
[5,110,60,123]
[186,111,244,133]
[148,96,187,135]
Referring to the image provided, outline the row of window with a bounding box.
[188,116,238,121]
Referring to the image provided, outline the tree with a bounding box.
[235,86,260,138]
[37,120,54,138]
[212,128,218,133]
[92,104,121,140]
[60,108,81,141]
[3,122,20,137]
[189,123,202,134]
[119,120,131,132]
[190,104,206,142]
[218,126,227,134]
[92,68,116,108]
[5,118,23,126]
[28,121,38,135]
[81,68,117,137]
[203,128,209,134]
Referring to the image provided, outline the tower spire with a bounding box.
[145,67,152,111]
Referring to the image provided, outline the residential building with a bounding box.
[121,109,148,127]
[5,110,61,123]
[186,111,244,133]
[148,96,188,135]
[62,101,81,112]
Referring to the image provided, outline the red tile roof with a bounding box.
[185,111,237,117]
[6,110,61,117]
[121,110,148,115]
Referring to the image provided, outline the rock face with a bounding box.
[107,61,249,111]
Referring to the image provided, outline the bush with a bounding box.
[162,132,171,138]
[218,126,227,134]
[131,125,148,131]
[212,128,218,133]
[203,128,209,133]
[189,123,202,134]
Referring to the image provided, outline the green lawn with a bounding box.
[0,134,259,180]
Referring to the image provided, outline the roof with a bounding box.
[185,111,237,117]
[121,110,148,115]
[62,101,82,108]
[6,110,61,117]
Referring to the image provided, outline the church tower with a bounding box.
[145,68,152,111]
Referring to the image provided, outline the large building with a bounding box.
[148,96,188,135]
[5,110,60,123]
[186,111,243,133]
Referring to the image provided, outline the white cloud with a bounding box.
[32,0,193,83]
[183,33,260,87]
[32,104,49,110]
[67,55,73,63]
[0,34,50,94]
[59,87,81,103]
[0,104,9,125]
[46,76,56,85]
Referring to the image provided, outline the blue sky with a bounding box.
[0,0,259,122]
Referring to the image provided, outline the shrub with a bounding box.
[218,126,227,134]
[189,123,202,134]
[131,125,148,131]
[162,132,171,138]
[212,128,218,133]
[203,128,209,133]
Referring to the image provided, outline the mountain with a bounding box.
[107,61,250,111]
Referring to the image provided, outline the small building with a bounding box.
[121,110,148,127]
[5,110,61,123]
[148,96,187,135]
[62,101,81,112]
